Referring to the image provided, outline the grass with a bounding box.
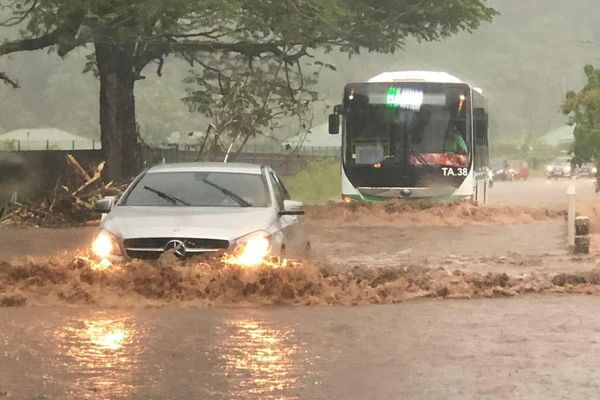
[283,158,341,204]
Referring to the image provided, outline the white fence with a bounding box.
[0,139,100,151]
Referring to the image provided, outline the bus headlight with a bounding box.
[546,165,553,172]
[91,230,122,259]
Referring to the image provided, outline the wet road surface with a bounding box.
[3,296,600,399]
[1,178,600,399]
[489,177,597,207]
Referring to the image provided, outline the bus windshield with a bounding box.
[344,82,471,167]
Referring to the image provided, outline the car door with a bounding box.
[268,170,306,257]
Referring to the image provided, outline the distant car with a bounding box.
[576,162,597,178]
[489,159,510,181]
[546,157,573,179]
[507,160,529,180]
[91,162,309,265]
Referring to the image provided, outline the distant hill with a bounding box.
[0,0,597,146]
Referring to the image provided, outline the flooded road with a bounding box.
[1,178,600,399]
[3,296,600,399]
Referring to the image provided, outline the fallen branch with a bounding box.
[1,156,127,227]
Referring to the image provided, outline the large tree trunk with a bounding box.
[95,42,142,182]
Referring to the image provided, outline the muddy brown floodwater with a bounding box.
[1,177,600,399]
[3,296,600,399]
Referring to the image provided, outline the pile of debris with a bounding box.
[0,155,126,227]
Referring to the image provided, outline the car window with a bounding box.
[123,171,271,207]
[552,157,571,165]
[269,171,284,208]
[271,171,291,200]
[269,171,290,209]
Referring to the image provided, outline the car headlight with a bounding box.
[546,165,553,172]
[232,231,272,266]
[564,166,571,173]
[592,167,598,174]
[91,230,123,259]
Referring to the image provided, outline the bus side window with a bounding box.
[473,108,488,169]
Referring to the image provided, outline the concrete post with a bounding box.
[567,182,576,251]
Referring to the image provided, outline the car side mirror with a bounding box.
[280,199,305,216]
[329,113,340,135]
[95,196,116,213]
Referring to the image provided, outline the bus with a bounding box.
[329,71,490,204]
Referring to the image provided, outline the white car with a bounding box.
[92,162,309,265]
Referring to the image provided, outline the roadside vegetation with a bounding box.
[563,65,600,189]
[284,158,340,204]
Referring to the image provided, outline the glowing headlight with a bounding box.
[91,230,122,259]
[593,167,598,174]
[546,165,553,172]
[564,166,571,173]
[233,232,271,266]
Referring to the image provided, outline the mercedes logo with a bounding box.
[165,240,187,258]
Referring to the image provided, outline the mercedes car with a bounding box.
[91,162,309,265]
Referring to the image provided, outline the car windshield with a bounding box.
[509,160,527,168]
[552,158,571,165]
[123,171,271,207]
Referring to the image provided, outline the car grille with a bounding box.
[123,238,230,259]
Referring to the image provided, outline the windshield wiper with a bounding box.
[202,179,252,207]
[143,186,191,206]
[410,148,434,171]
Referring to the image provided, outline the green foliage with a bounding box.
[283,158,341,204]
[0,0,496,170]
[562,65,600,188]
[0,140,17,151]
[0,0,497,99]
[182,52,320,159]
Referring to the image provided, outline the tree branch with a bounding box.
[0,72,19,88]
[0,31,60,56]
[169,40,305,61]
[0,0,38,27]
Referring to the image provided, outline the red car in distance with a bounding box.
[507,160,529,180]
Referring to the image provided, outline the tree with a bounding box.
[562,64,600,187]
[0,0,496,181]
[183,52,320,161]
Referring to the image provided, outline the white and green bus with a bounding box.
[329,71,490,204]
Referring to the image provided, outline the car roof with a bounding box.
[146,162,265,174]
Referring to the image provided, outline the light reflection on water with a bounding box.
[48,312,319,399]
[53,312,141,399]
[217,318,315,399]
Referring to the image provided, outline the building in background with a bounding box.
[0,128,100,151]
[539,125,574,148]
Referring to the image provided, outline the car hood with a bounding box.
[102,206,277,241]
